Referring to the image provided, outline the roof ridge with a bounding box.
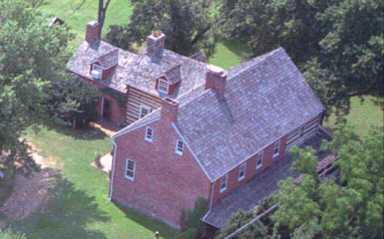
[229,47,285,79]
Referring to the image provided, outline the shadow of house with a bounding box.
[9,174,110,239]
[113,203,177,238]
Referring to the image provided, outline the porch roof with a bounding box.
[202,129,333,228]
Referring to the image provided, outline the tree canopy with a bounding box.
[106,0,216,57]
[220,0,384,118]
[0,0,96,174]
[219,126,383,238]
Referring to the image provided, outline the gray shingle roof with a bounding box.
[114,47,325,182]
[67,40,207,96]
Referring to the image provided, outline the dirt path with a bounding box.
[0,141,61,228]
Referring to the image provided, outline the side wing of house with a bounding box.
[110,114,211,228]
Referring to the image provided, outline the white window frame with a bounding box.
[157,78,169,94]
[125,159,135,181]
[139,104,152,119]
[175,139,184,156]
[273,140,280,158]
[238,163,247,181]
[256,151,263,169]
[220,174,228,193]
[144,127,154,142]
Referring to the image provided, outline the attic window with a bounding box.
[175,140,184,156]
[157,77,169,94]
[145,127,154,142]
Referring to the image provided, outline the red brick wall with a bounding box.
[211,135,289,204]
[111,120,211,228]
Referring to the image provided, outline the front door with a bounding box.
[101,97,112,120]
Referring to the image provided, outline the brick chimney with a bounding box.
[205,65,227,98]
[161,98,179,123]
[146,31,166,58]
[85,21,100,44]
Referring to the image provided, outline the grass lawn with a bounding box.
[40,0,133,47]
[326,96,384,137]
[9,126,176,239]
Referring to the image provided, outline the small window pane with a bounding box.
[175,140,184,155]
[145,127,153,142]
[125,160,135,180]
[256,152,263,169]
[158,78,169,94]
[220,174,228,192]
[238,163,246,181]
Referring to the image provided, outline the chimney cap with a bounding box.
[207,64,227,77]
[163,97,179,106]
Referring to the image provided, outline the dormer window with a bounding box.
[157,77,169,94]
[90,63,103,80]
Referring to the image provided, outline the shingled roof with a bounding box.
[114,47,325,182]
[67,40,207,97]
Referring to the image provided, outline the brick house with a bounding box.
[109,46,327,228]
[67,21,208,128]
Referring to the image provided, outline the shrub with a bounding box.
[179,197,208,239]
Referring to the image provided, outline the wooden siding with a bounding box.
[126,86,162,124]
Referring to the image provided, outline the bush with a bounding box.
[179,198,208,239]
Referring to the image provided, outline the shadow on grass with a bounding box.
[38,120,109,141]
[113,202,178,238]
[9,173,110,239]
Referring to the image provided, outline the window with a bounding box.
[139,105,152,119]
[175,140,184,155]
[145,127,154,142]
[90,63,103,80]
[220,174,228,193]
[273,140,280,158]
[157,77,169,94]
[125,159,135,181]
[238,163,247,181]
[256,152,263,169]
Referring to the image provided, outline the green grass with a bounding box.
[209,39,252,69]
[9,126,176,239]
[326,96,384,137]
[40,0,133,46]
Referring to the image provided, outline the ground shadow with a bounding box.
[113,203,178,238]
[8,173,110,239]
[40,120,109,141]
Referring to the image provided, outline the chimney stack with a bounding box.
[205,65,227,98]
[161,98,179,123]
[146,31,166,58]
[85,21,100,44]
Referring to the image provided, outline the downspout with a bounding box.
[108,139,117,200]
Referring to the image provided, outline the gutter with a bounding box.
[108,139,118,200]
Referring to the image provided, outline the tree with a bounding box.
[220,0,384,118]
[106,0,216,57]
[98,0,112,33]
[273,126,384,238]
[0,0,90,175]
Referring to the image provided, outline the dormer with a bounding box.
[155,64,182,96]
[90,48,119,81]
